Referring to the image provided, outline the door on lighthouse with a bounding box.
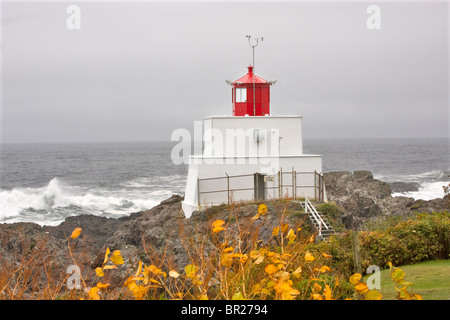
[254,173,265,200]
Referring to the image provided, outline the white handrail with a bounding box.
[304,197,329,230]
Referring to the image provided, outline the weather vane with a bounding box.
[246,35,263,70]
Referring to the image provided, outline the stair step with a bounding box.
[293,200,335,242]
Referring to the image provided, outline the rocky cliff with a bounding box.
[324,170,449,229]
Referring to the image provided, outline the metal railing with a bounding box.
[304,197,329,237]
[197,169,325,208]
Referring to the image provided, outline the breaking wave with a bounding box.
[0,177,179,226]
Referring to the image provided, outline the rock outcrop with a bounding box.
[324,170,449,229]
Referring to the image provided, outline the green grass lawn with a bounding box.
[364,260,450,300]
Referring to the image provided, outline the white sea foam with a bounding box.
[0,177,167,225]
[392,181,449,201]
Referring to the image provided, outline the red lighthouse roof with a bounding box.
[232,65,268,84]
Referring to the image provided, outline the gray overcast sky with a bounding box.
[1,0,449,143]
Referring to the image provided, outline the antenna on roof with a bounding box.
[246,35,263,71]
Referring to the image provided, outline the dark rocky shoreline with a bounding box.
[1,170,448,296]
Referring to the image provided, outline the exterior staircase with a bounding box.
[297,198,335,241]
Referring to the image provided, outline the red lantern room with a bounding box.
[230,65,275,116]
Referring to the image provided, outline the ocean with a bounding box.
[0,138,448,226]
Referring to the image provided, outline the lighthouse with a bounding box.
[181,40,325,218]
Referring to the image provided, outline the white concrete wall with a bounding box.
[203,116,303,157]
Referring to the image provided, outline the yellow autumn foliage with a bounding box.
[57,203,428,301]
[70,228,82,240]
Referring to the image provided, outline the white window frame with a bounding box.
[235,87,247,103]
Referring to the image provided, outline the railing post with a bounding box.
[318,221,322,237]
[226,173,230,207]
[292,167,295,199]
[294,170,297,200]
[314,170,317,201]
[320,173,323,201]
[278,170,281,199]
[280,167,283,199]
[197,178,200,208]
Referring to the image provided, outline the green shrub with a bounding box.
[312,212,450,276]
[315,201,346,231]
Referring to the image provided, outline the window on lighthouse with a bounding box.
[236,88,247,103]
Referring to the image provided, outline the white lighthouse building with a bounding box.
[182,59,325,218]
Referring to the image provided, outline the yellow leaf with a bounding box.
[238,254,248,264]
[387,261,394,271]
[103,247,110,264]
[293,266,302,279]
[249,250,260,259]
[96,282,110,289]
[88,287,100,300]
[212,220,225,228]
[365,290,383,300]
[281,288,299,300]
[261,288,271,295]
[391,268,406,283]
[169,270,180,278]
[232,292,246,300]
[313,282,322,293]
[110,250,124,265]
[254,255,264,265]
[274,280,292,294]
[319,265,331,273]
[221,253,234,267]
[174,292,184,299]
[354,282,369,294]
[398,279,413,286]
[103,265,117,270]
[324,285,333,300]
[70,228,82,239]
[286,229,296,244]
[148,278,161,285]
[272,226,280,236]
[95,267,104,277]
[265,264,278,275]
[145,265,166,277]
[199,294,209,300]
[127,282,148,300]
[266,280,275,290]
[223,247,234,253]
[414,294,423,300]
[251,213,261,221]
[311,293,323,300]
[258,204,268,215]
[335,277,340,287]
[276,271,290,281]
[349,273,362,285]
[305,252,315,262]
[213,226,226,233]
[322,253,332,258]
[398,287,412,300]
[185,264,199,278]
[280,223,289,233]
